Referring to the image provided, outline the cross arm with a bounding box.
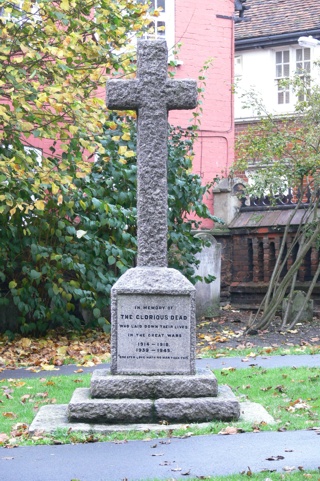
[107,79,140,111]
[165,79,198,111]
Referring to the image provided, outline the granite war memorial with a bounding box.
[29,40,239,433]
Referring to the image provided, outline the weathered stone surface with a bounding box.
[282,290,314,323]
[194,234,221,319]
[111,267,196,376]
[68,389,153,424]
[29,399,273,435]
[240,401,275,424]
[91,368,218,399]
[29,404,198,435]
[107,41,197,377]
[107,40,197,267]
[155,385,240,422]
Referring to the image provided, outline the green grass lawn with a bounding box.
[1,366,320,446]
[147,473,320,481]
[198,344,320,359]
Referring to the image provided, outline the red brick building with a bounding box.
[212,0,320,308]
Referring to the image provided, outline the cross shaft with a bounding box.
[107,40,197,267]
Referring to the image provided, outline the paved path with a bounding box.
[1,354,320,379]
[1,355,320,481]
[1,429,320,480]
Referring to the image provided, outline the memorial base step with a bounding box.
[90,368,218,399]
[68,385,240,424]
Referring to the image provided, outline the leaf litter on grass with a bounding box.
[0,329,110,371]
[196,308,320,357]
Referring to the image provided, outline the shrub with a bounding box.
[0,114,218,334]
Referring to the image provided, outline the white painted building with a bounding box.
[234,0,320,121]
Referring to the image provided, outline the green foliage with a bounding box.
[234,74,320,330]
[0,3,218,334]
[234,74,320,195]
[0,114,218,334]
[0,0,150,152]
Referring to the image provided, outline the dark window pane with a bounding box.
[157,20,166,36]
[296,49,302,62]
[157,0,165,12]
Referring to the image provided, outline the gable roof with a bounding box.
[235,0,320,50]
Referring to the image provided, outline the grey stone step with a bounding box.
[68,390,153,424]
[155,386,240,422]
[90,368,218,399]
[29,399,273,435]
[68,385,239,424]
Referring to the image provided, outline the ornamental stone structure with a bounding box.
[29,41,240,433]
[107,40,198,377]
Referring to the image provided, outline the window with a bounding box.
[0,1,40,24]
[275,50,290,104]
[296,48,311,101]
[296,48,311,75]
[139,0,175,55]
[234,55,243,77]
[275,47,312,106]
[24,146,42,167]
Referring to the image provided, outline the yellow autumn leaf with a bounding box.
[57,346,68,356]
[124,150,135,158]
[22,1,31,13]
[40,364,59,371]
[34,200,45,210]
[112,136,120,141]
[118,145,127,155]
[121,132,131,141]
[57,194,63,205]
[76,171,87,179]
[69,125,79,135]
[51,183,59,195]
[20,338,32,349]
[13,56,24,64]
[60,0,69,11]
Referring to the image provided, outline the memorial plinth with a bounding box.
[111,267,196,375]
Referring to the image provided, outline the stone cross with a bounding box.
[107,40,197,268]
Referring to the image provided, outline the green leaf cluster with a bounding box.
[0,114,217,334]
[0,0,149,150]
[234,75,320,195]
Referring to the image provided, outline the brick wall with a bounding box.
[213,227,320,309]
[171,0,235,228]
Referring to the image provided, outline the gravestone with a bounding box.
[282,290,314,323]
[194,233,221,318]
[29,40,240,432]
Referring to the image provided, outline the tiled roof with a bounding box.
[229,209,308,229]
[235,0,320,41]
